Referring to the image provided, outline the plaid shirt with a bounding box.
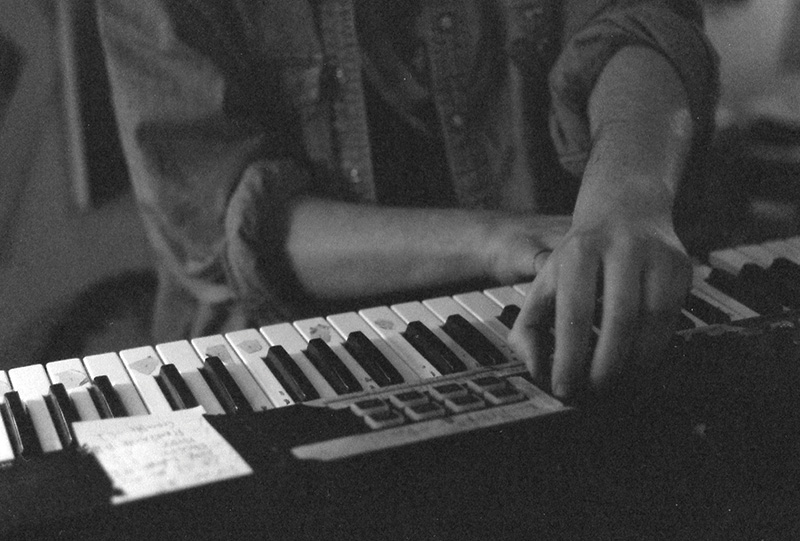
[96,0,718,341]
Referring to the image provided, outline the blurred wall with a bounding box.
[0,0,153,367]
[705,0,800,122]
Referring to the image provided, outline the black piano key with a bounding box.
[498,305,520,329]
[156,364,198,410]
[44,394,72,448]
[0,400,24,458]
[705,268,776,315]
[305,338,363,395]
[93,375,128,418]
[49,383,80,426]
[762,262,800,309]
[737,264,796,310]
[3,391,41,457]
[403,321,467,375]
[768,258,800,285]
[441,314,505,366]
[0,401,21,460]
[46,383,79,448]
[771,256,800,277]
[263,346,320,402]
[87,385,114,419]
[684,294,731,325]
[201,356,253,415]
[343,331,404,387]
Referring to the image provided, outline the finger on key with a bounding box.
[590,254,641,390]
[634,257,690,378]
[551,247,599,400]
[508,267,556,386]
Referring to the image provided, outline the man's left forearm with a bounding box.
[577,45,695,223]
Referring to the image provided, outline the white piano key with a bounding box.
[225,328,295,407]
[783,237,800,263]
[359,306,442,379]
[763,239,800,265]
[83,352,149,416]
[483,285,526,308]
[46,358,100,421]
[453,291,510,340]
[191,335,273,411]
[708,247,751,275]
[423,295,521,365]
[7,365,62,452]
[692,265,759,319]
[7,365,51,403]
[509,277,737,330]
[690,287,747,322]
[513,282,532,296]
[155,341,224,415]
[681,309,706,328]
[0,372,16,462]
[734,243,776,268]
[326,311,421,383]
[390,301,481,370]
[259,323,337,399]
[783,236,800,259]
[119,346,173,414]
[293,317,381,392]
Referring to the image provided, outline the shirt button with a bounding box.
[438,14,454,31]
[523,5,544,20]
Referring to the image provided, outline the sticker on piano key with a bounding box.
[237,339,263,355]
[47,362,91,389]
[73,407,252,504]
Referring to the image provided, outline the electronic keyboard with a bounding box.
[2,236,800,540]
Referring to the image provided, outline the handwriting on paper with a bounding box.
[73,408,253,504]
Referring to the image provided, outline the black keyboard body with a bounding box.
[3,310,800,540]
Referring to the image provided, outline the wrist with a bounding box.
[480,212,572,283]
[574,172,677,224]
[584,46,694,223]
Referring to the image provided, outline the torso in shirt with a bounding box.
[356,0,504,209]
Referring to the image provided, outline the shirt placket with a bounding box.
[318,0,377,202]
[423,0,498,209]
[501,0,567,212]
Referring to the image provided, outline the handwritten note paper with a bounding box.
[73,408,253,504]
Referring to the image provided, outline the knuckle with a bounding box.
[611,233,641,255]
[562,234,599,259]
[506,327,534,360]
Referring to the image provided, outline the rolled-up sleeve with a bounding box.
[549,0,720,175]
[96,0,320,337]
[224,159,319,322]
